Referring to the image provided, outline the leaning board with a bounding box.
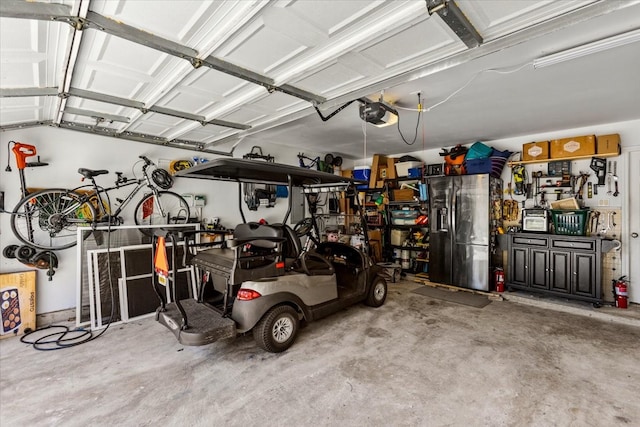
[0,271,36,339]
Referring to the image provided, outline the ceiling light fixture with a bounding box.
[533,28,640,69]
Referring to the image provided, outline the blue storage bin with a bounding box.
[465,158,492,175]
[353,166,370,189]
[408,167,422,178]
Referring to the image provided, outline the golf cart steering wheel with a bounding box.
[293,217,314,238]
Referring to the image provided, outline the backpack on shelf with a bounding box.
[440,145,468,176]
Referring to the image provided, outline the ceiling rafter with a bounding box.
[0,87,251,130]
[0,119,235,156]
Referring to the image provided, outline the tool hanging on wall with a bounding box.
[612,161,619,197]
[512,165,526,195]
[606,160,613,195]
[590,157,606,186]
[576,172,590,200]
[502,199,519,222]
[243,146,277,210]
[589,211,600,236]
[3,245,58,279]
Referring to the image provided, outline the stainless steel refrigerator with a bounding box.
[427,174,502,291]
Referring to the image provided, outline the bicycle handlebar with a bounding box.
[139,155,154,166]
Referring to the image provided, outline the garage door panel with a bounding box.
[177,126,238,144]
[249,92,306,113]
[219,107,267,125]
[173,68,247,100]
[457,0,597,40]
[293,61,367,95]
[92,0,224,45]
[286,0,384,36]
[0,96,43,124]
[0,18,68,88]
[359,17,464,69]
[157,91,218,116]
[219,17,310,75]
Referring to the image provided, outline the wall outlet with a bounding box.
[598,199,609,206]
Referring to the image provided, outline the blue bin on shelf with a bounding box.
[354,166,370,189]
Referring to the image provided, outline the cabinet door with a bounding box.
[510,246,528,286]
[549,251,571,293]
[572,252,597,298]
[530,249,549,290]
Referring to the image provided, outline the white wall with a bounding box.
[0,127,321,314]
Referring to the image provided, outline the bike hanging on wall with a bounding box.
[10,156,191,250]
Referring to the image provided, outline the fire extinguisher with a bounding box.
[613,276,628,309]
[494,267,505,293]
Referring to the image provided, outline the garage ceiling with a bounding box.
[1,0,639,158]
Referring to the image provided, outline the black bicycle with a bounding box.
[10,156,191,250]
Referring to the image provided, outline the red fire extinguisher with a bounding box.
[613,276,628,309]
[495,267,505,293]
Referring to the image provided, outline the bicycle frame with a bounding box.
[71,173,160,225]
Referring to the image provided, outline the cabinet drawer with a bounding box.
[551,239,595,251]
[513,236,548,247]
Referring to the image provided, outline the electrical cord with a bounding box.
[20,208,117,350]
[397,93,422,145]
[395,61,531,113]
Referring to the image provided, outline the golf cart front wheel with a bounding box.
[253,305,299,353]
[365,277,387,307]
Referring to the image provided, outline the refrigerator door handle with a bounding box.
[438,207,448,232]
[451,190,458,237]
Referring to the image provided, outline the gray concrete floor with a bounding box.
[1,280,639,426]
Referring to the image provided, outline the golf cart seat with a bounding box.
[272,223,303,270]
[190,222,286,291]
[271,223,335,276]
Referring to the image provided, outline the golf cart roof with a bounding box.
[176,158,364,187]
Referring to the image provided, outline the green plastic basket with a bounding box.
[551,209,589,236]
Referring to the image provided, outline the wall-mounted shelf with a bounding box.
[508,152,618,166]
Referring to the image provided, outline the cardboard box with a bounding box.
[550,135,596,159]
[391,229,409,246]
[0,271,36,339]
[522,141,549,161]
[386,157,397,180]
[392,189,415,201]
[597,134,621,155]
[369,154,389,189]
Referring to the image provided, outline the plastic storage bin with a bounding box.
[395,161,422,177]
[465,158,492,175]
[353,166,370,189]
[551,209,589,236]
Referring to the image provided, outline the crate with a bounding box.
[551,209,589,236]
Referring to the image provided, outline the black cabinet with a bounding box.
[507,233,613,304]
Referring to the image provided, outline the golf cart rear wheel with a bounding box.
[254,305,299,353]
[365,277,387,307]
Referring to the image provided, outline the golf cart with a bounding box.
[152,158,387,353]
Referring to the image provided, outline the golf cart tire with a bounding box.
[253,305,299,353]
[365,276,387,307]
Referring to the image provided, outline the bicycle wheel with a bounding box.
[11,188,97,250]
[134,191,190,235]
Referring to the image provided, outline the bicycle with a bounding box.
[10,156,191,250]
